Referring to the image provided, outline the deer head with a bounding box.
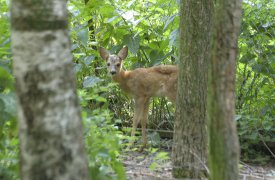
[99,46,128,75]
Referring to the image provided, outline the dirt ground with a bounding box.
[122,146,275,180]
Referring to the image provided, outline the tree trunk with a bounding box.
[172,0,213,179]
[208,0,242,179]
[11,1,89,180]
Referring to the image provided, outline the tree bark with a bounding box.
[208,0,242,179]
[11,0,89,180]
[172,0,213,179]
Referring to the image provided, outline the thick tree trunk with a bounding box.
[172,0,213,179]
[208,0,242,179]
[11,1,89,180]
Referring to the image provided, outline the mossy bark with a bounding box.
[172,0,213,179]
[208,0,242,180]
[11,1,89,180]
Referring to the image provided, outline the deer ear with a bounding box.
[118,46,128,60]
[99,47,109,60]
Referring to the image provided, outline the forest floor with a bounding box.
[121,140,275,180]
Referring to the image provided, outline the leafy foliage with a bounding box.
[0,1,19,179]
[236,0,275,163]
[79,83,126,179]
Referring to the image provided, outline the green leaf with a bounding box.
[83,76,102,88]
[155,152,169,161]
[83,56,95,66]
[0,93,16,122]
[77,28,89,47]
[98,151,109,158]
[112,161,126,180]
[0,66,13,92]
[99,4,116,17]
[169,29,179,47]
[149,162,158,171]
[235,115,242,121]
[0,93,16,115]
[149,50,165,66]
[123,34,140,55]
[95,96,107,103]
[149,132,161,146]
[163,13,178,31]
[0,98,4,112]
[107,16,118,23]
[74,63,82,73]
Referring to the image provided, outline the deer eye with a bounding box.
[116,63,120,67]
[107,63,110,66]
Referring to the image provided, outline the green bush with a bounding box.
[236,0,275,163]
[79,82,126,179]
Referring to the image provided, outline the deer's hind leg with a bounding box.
[129,96,150,149]
[140,97,150,150]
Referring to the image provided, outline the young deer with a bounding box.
[99,46,178,149]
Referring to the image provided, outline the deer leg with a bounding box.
[140,98,150,150]
[130,110,138,143]
[129,97,144,147]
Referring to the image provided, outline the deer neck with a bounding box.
[111,70,131,93]
[112,70,126,83]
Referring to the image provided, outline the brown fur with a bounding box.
[99,46,178,148]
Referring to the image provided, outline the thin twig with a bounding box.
[258,133,275,158]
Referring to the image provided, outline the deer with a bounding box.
[99,46,178,150]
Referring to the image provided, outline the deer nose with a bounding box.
[110,71,116,75]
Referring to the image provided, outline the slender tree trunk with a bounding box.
[11,0,89,180]
[172,0,213,179]
[208,0,242,179]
